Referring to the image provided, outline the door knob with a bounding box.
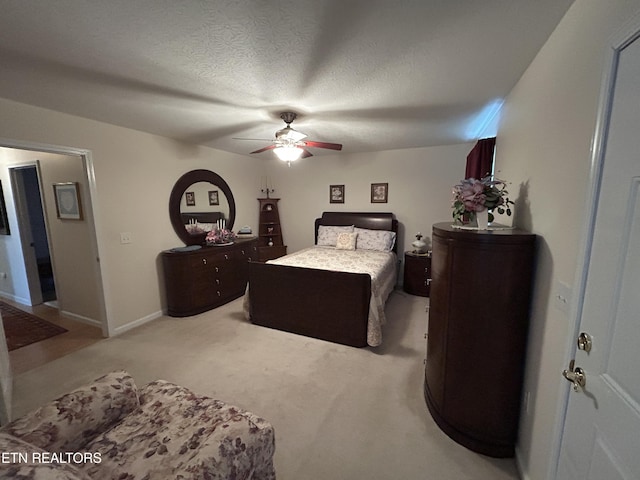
[562,359,586,392]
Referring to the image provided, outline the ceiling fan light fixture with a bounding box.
[274,146,303,162]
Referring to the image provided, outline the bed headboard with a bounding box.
[180,211,224,225]
[314,212,399,253]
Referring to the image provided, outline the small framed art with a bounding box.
[330,185,345,204]
[208,190,219,206]
[185,191,196,206]
[53,182,83,220]
[371,183,388,203]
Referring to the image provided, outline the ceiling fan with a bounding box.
[237,112,343,165]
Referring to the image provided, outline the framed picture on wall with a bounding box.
[53,182,83,220]
[0,180,10,235]
[185,191,196,206]
[330,185,345,204]
[371,183,388,203]
[208,190,219,206]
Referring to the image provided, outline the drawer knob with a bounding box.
[224,254,229,260]
[216,279,220,285]
[217,291,221,297]
[215,266,219,273]
[202,258,207,265]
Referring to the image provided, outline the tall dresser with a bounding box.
[162,237,258,317]
[424,222,536,457]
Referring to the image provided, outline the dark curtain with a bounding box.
[465,137,496,179]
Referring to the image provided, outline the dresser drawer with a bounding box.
[236,244,258,262]
[189,251,234,268]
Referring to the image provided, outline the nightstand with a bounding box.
[403,251,431,297]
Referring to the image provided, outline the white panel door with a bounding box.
[556,25,640,480]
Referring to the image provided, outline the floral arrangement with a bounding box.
[205,227,236,245]
[452,175,514,223]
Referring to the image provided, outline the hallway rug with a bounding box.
[0,301,67,351]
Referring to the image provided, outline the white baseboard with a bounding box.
[58,309,102,329]
[111,310,163,336]
[0,292,31,305]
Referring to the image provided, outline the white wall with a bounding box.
[266,143,473,265]
[40,153,102,321]
[496,0,640,478]
[0,97,265,333]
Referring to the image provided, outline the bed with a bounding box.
[244,212,399,347]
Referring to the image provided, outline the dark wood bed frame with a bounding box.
[180,211,224,225]
[247,212,398,347]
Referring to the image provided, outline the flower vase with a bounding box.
[475,209,489,230]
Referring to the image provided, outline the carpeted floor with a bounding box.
[12,292,520,480]
[0,301,67,351]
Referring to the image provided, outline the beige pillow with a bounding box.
[336,232,358,250]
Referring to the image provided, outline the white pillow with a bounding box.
[317,225,355,246]
[354,227,396,252]
[336,232,358,250]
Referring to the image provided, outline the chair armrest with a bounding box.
[0,370,139,452]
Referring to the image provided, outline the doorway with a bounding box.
[10,165,56,306]
[0,142,107,336]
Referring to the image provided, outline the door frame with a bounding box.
[549,13,640,480]
[0,137,111,337]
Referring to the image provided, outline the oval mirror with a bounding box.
[169,169,236,246]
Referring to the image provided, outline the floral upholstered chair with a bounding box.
[0,370,276,479]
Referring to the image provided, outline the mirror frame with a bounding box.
[169,169,236,246]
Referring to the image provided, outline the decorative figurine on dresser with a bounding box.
[257,191,287,262]
[161,169,258,317]
[424,222,536,458]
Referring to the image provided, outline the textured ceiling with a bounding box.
[0,0,574,157]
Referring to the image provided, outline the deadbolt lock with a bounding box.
[577,332,592,353]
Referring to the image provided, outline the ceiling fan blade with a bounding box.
[275,127,307,142]
[301,149,313,158]
[303,141,343,151]
[250,145,277,154]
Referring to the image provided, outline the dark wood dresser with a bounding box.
[424,222,536,457]
[162,237,258,317]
